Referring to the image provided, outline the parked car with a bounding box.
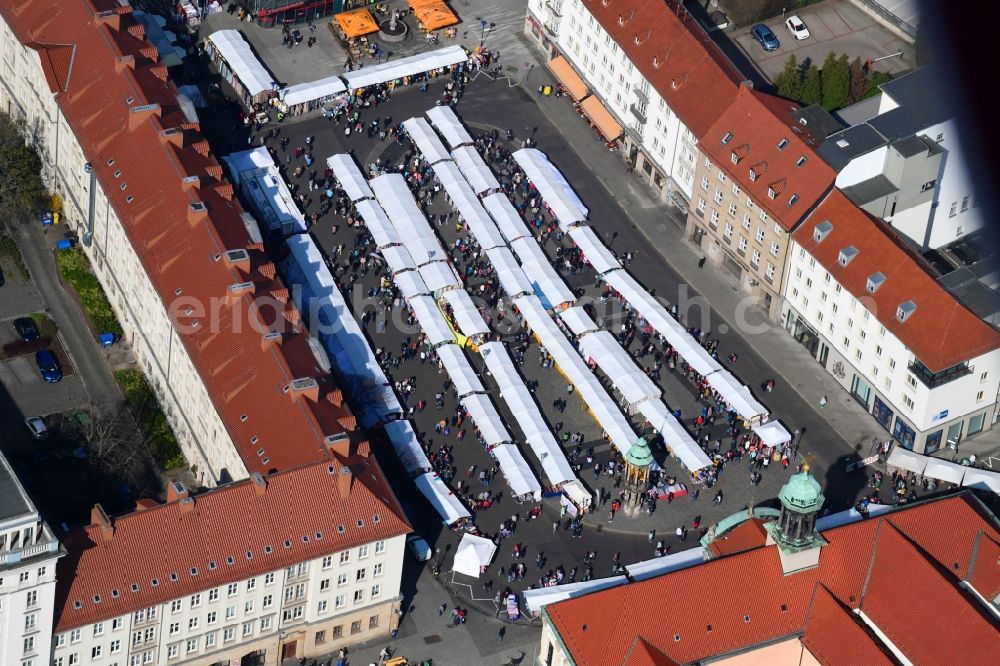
[14,317,40,342]
[406,534,433,562]
[35,349,62,382]
[751,23,780,51]
[25,416,49,439]
[784,15,810,40]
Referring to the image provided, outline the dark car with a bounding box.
[35,349,62,383]
[751,23,780,51]
[14,317,40,342]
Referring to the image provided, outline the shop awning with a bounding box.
[547,56,587,101]
[333,8,379,38]
[413,2,458,31]
[580,96,623,141]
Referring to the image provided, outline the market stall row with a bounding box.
[887,447,1000,494]
[425,104,474,149]
[223,147,308,237]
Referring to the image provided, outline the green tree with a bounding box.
[821,53,852,111]
[864,71,894,99]
[848,57,867,104]
[774,55,802,102]
[0,113,46,220]
[800,64,823,106]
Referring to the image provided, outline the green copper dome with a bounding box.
[624,437,653,467]
[777,470,824,514]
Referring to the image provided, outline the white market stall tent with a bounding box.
[433,161,507,250]
[568,226,621,275]
[512,148,588,227]
[708,373,768,423]
[577,331,660,405]
[418,260,461,293]
[961,467,1000,495]
[637,400,712,472]
[886,446,929,475]
[459,393,512,447]
[487,248,535,298]
[558,306,600,337]
[355,199,401,248]
[342,45,468,90]
[752,420,792,447]
[371,174,447,264]
[385,420,431,475]
[393,268,430,298]
[523,577,628,615]
[207,30,275,97]
[491,444,542,498]
[510,237,575,310]
[327,153,373,202]
[625,548,704,582]
[426,104,474,148]
[379,244,418,275]
[452,534,497,578]
[434,343,485,398]
[922,457,967,485]
[415,472,471,525]
[406,294,456,347]
[222,147,306,236]
[482,193,530,243]
[441,288,490,338]
[480,341,577,486]
[280,75,347,108]
[452,144,500,195]
[403,116,453,165]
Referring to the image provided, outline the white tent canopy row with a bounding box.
[355,199,401,248]
[379,244,418,275]
[280,75,347,107]
[327,153,374,203]
[884,448,1000,495]
[752,420,792,447]
[385,420,431,476]
[625,548,704,582]
[406,294,456,347]
[392,268,430,299]
[558,306,600,337]
[577,330,660,406]
[452,144,501,195]
[414,472,471,525]
[512,148,588,228]
[482,193,530,243]
[370,174,441,250]
[403,117,453,165]
[486,248,535,298]
[510,237,575,310]
[480,341,577,486]
[513,294,639,455]
[434,342,485,398]
[962,467,1000,495]
[923,457,967,485]
[441,288,491,338]
[523,577,628,615]
[222,148,306,236]
[452,534,497,578]
[426,104,475,148]
[886,447,929,475]
[419,260,462,293]
[568,226,621,275]
[222,146,274,181]
[459,392,513,448]
[490,443,542,499]
[283,235,400,427]
[636,400,713,472]
[708,371,768,422]
[207,30,276,97]
[342,45,468,90]
[433,161,507,250]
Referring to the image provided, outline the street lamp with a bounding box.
[479,19,494,47]
[523,62,535,85]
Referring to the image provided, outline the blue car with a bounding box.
[751,23,780,52]
[35,349,62,383]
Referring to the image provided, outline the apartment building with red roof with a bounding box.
[0,0,361,487]
[783,189,1000,453]
[524,0,745,202]
[538,477,1000,666]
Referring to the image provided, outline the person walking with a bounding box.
[819,395,828,409]
[698,256,706,269]
[498,626,506,641]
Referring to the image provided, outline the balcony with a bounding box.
[545,0,563,17]
[633,87,649,105]
[694,207,704,219]
[542,21,559,37]
[629,103,647,124]
[0,538,60,565]
[908,359,972,389]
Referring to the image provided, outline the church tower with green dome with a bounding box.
[764,467,828,574]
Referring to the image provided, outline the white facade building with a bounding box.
[0,453,63,666]
[782,191,1000,454]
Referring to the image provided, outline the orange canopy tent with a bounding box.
[580,96,622,141]
[333,8,379,38]
[407,0,443,8]
[546,56,587,101]
[412,3,458,31]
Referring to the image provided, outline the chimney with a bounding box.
[227,281,256,304]
[159,127,184,148]
[325,432,351,458]
[251,472,267,496]
[91,504,114,541]
[287,377,320,403]
[261,330,282,351]
[224,249,251,274]
[336,463,353,498]
[128,103,161,131]
[179,497,195,514]
[95,9,121,30]
[166,480,189,502]
[188,201,208,226]
[181,175,200,191]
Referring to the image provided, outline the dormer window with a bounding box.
[749,168,758,182]
[787,194,799,207]
[777,138,789,150]
[896,300,916,322]
[838,246,858,266]
[866,272,885,293]
[767,187,777,200]
[813,221,833,242]
[721,131,733,145]
[796,156,807,167]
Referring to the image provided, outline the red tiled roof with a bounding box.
[701,86,834,230]
[967,533,1000,602]
[579,0,743,138]
[794,190,1000,372]
[546,494,1000,665]
[622,638,679,666]
[54,451,411,631]
[0,0,361,476]
[801,585,894,666]
[707,516,767,558]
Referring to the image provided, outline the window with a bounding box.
[903,395,914,410]
[738,236,748,252]
[765,263,775,281]
[244,600,254,614]
[92,621,102,636]
[710,210,719,226]
[322,556,334,570]
[770,242,779,256]
[320,579,331,591]
[56,635,66,648]
[19,572,29,583]
[188,617,199,631]
[92,646,102,659]
[227,583,238,596]
[728,202,737,217]
[169,623,180,636]
[907,375,917,389]
[354,590,364,604]
[751,249,760,266]
[746,197,754,210]
[70,629,81,644]
[949,203,957,217]
[889,359,896,370]
[980,371,989,383]
[742,213,751,229]
[732,183,741,197]
[697,197,706,213]
[340,551,350,565]
[110,640,121,654]
[332,625,343,639]
[855,349,863,361]
[186,638,199,654]
[265,572,275,585]
[755,227,765,243]
[261,616,272,631]
[205,632,217,648]
[112,618,123,631]
[701,176,709,190]
[976,390,985,402]
[842,337,850,349]
[724,223,734,239]
[190,593,201,608]
[335,594,346,609]
[338,573,348,586]
[242,622,254,637]
[26,591,37,608]
[318,600,329,613]
[247,578,257,591]
[713,189,723,204]
[208,589,219,602]
[374,563,383,577]
[170,600,181,613]
[24,637,34,655]
[817,312,824,323]
[263,595,273,609]
[225,606,236,620]
[223,627,235,642]
[167,645,178,660]
[717,169,727,183]
[207,611,217,624]
[351,621,363,635]
[371,584,381,599]
[356,568,367,582]
[961,196,970,212]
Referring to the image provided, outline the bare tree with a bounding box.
[76,399,158,498]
